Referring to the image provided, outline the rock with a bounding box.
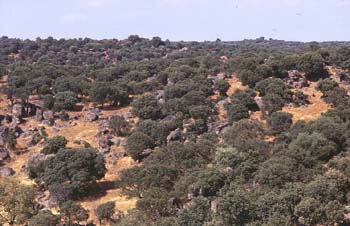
[214,99,230,112]
[43,110,54,121]
[167,128,181,143]
[24,103,37,117]
[98,136,113,153]
[85,108,100,122]
[2,115,12,124]
[26,153,50,170]
[207,121,228,134]
[0,167,15,177]
[35,108,43,121]
[0,148,9,161]
[140,148,153,158]
[254,97,264,110]
[285,70,309,89]
[12,104,24,124]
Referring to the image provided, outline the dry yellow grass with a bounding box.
[283,82,330,123]
[226,75,247,96]
[2,104,138,222]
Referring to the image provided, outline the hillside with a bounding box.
[1,37,350,226]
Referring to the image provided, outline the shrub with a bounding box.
[126,132,155,161]
[267,112,293,135]
[41,135,68,155]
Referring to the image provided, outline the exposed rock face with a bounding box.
[43,110,54,120]
[254,96,264,110]
[98,136,113,153]
[0,147,9,161]
[208,121,228,134]
[285,70,309,89]
[0,167,15,177]
[12,104,24,124]
[35,108,43,121]
[167,128,181,143]
[85,108,100,122]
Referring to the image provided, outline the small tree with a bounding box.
[108,116,130,136]
[41,135,68,155]
[316,78,338,94]
[59,200,89,225]
[28,210,60,226]
[126,132,155,161]
[267,112,293,135]
[214,80,230,96]
[96,201,115,225]
[0,179,36,226]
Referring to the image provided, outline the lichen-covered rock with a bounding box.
[0,167,15,177]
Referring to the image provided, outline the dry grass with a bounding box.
[226,75,247,96]
[283,82,330,123]
[2,104,138,222]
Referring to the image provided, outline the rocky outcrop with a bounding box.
[208,121,228,134]
[285,70,309,89]
[0,147,9,161]
[167,128,181,143]
[85,108,100,122]
[12,103,24,124]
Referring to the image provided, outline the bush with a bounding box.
[317,78,339,94]
[126,132,156,161]
[131,94,161,120]
[109,115,130,136]
[96,201,116,225]
[214,80,230,96]
[41,135,68,155]
[267,112,293,135]
[226,103,249,124]
[230,88,259,111]
[54,91,77,111]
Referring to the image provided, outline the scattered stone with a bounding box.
[85,108,100,122]
[254,96,264,110]
[285,70,309,89]
[0,148,9,161]
[0,167,15,177]
[208,121,228,134]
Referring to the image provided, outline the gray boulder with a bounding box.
[12,104,24,124]
[0,167,15,177]
[0,148,9,161]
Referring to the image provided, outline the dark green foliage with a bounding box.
[131,94,161,120]
[28,210,60,226]
[217,188,255,225]
[267,112,293,135]
[230,88,259,111]
[256,156,300,187]
[59,200,89,225]
[226,103,249,124]
[317,78,339,94]
[96,201,116,225]
[54,91,77,111]
[31,148,106,197]
[237,69,264,87]
[262,93,285,114]
[109,115,131,136]
[214,80,230,96]
[178,197,212,226]
[293,91,309,107]
[41,135,67,155]
[43,94,55,110]
[136,120,170,145]
[126,132,155,161]
[189,105,211,120]
[297,52,328,81]
[191,168,226,197]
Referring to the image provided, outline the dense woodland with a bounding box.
[1,36,350,225]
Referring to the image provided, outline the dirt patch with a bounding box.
[283,82,330,123]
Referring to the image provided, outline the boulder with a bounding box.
[98,136,113,153]
[12,103,24,124]
[35,108,43,121]
[0,167,15,177]
[254,97,264,110]
[0,148,9,161]
[285,70,309,89]
[208,121,228,134]
[43,110,54,121]
[85,108,100,122]
[167,128,181,143]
